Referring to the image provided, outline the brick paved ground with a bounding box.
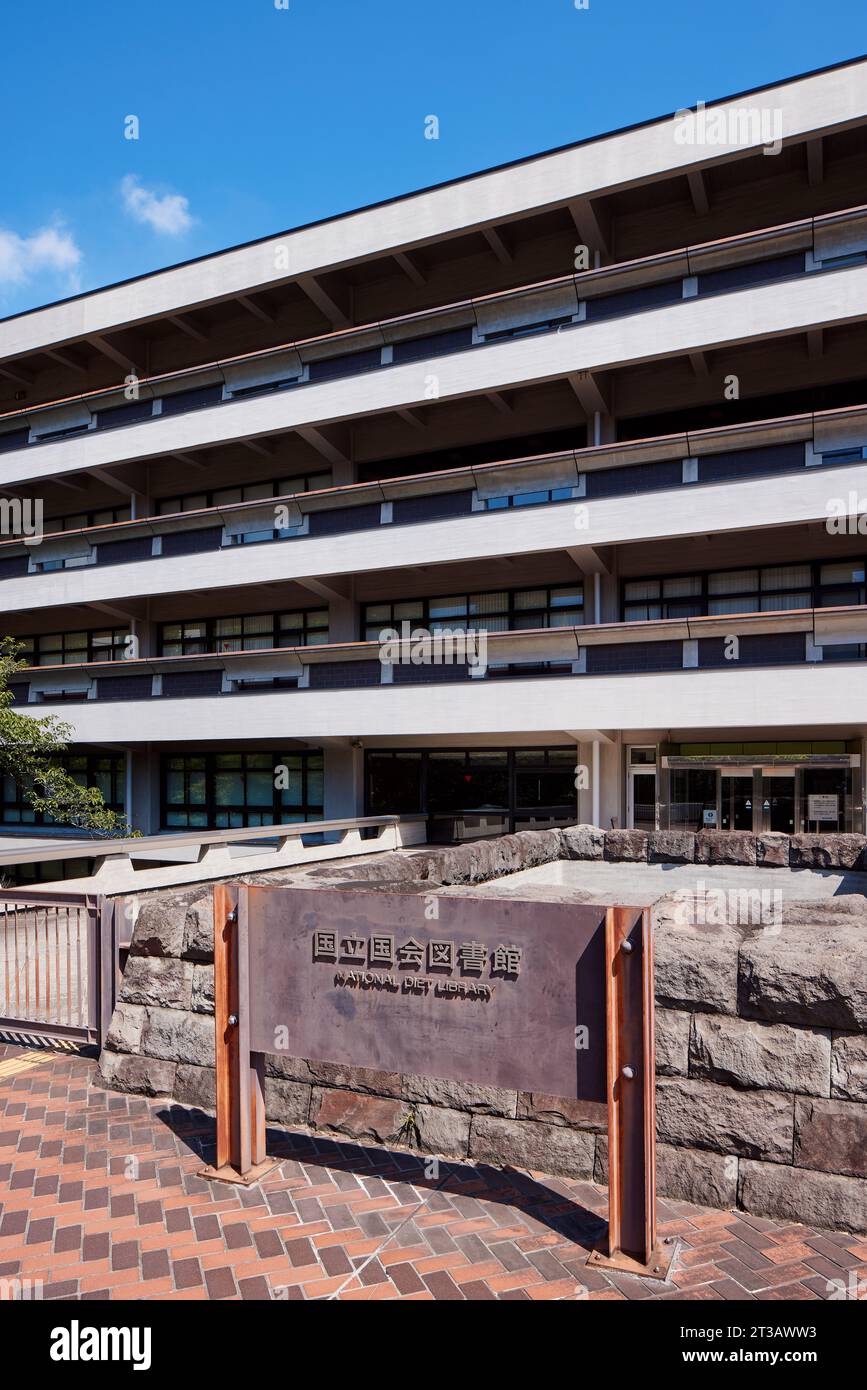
[1,1041,866,1302]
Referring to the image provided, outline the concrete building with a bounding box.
[3,56,867,870]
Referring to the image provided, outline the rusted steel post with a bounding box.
[590,905,674,1280]
[202,884,276,1185]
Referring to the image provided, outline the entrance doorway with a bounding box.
[627,747,657,830]
[761,773,796,833]
[721,774,753,831]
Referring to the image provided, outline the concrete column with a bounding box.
[592,741,601,827]
[327,588,358,643]
[128,745,161,833]
[324,743,365,820]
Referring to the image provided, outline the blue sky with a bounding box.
[0,0,865,319]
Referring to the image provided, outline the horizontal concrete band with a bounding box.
[5,59,864,363]
[3,459,866,616]
[24,662,867,742]
[2,264,866,489]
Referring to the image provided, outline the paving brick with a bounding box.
[0,1040,860,1304]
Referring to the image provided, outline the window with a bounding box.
[483,486,574,510]
[162,749,323,828]
[159,609,328,657]
[307,348,382,383]
[95,400,154,430]
[365,746,576,833]
[483,315,574,342]
[2,751,125,826]
[155,473,330,517]
[160,384,224,416]
[622,560,866,622]
[362,586,583,642]
[18,628,129,666]
[43,506,131,535]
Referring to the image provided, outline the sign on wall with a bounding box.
[204,882,669,1278]
[807,794,839,822]
[246,887,609,1102]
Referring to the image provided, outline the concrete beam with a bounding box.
[237,294,274,324]
[687,169,710,216]
[806,136,824,186]
[169,314,209,343]
[483,226,512,265]
[296,575,352,603]
[567,369,610,415]
[297,274,351,329]
[43,346,88,374]
[569,197,612,260]
[0,364,35,387]
[296,424,351,467]
[393,251,426,287]
[566,545,609,575]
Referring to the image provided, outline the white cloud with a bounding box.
[0,223,82,288]
[121,175,194,235]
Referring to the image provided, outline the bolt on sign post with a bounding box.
[201,883,674,1279]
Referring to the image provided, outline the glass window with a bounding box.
[162,750,323,828]
[708,569,758,595]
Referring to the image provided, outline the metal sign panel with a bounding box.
[244,885,609,1102]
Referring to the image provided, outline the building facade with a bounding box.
[2,58,867,865]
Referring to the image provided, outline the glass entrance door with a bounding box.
[761,773,796,833]
[721,775,754,831]
[628,771,657,831]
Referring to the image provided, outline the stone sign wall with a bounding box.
[97,826,867,1234]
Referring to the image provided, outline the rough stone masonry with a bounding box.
[97,826,867,1234]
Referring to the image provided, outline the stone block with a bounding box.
[414,1104,472,1158]
[655,921,742,1014]
[128,898,187,958]
[690,1014,831,1096]
[191,964,214,1015]
[182,895,214,960]
[515,1093,606,1130]
[788,834,867,871]
[656,1008,692,1077]
[264,1077,312,1128]
[739,1158,867,1235]
[141,1007,215,1068]
[310,1087,406,1144]
[467,1115,594,1179]
[175,1063,216,1112]
[794,1098,867,1178]
[647,830,695,864]
[561,824,604,860]
[756,832,789,867]
[832,1035,867,1103]
[603,829,648,862]
[104,1002,146,1055]
[738,925,867,1029]
[696,831,756,866]
[657,1143,738,1210]
[119,957,193,1010]
[403,1073,515,1116]
[97,1051,176,1098]
[656,1076,794,1161]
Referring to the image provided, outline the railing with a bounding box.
[1,201,865,451]
[0,891,107,1044]
[10,604,867,709]
[0,814,429,894]
[0,402,865,587]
